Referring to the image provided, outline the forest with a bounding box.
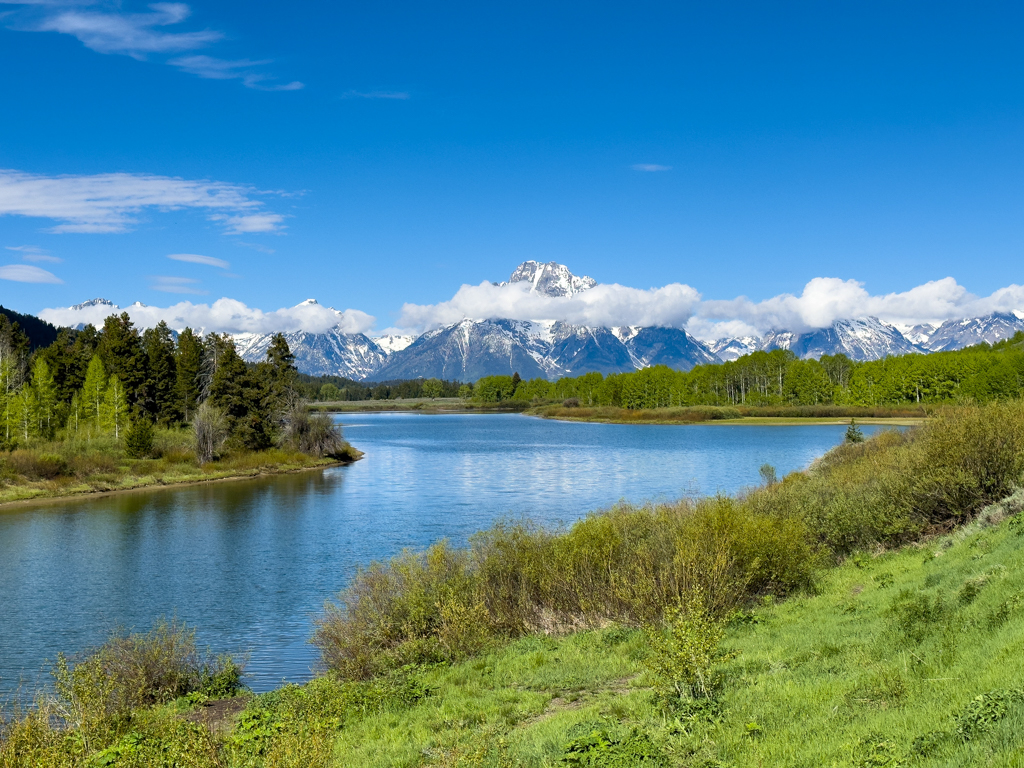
[472,332,1024,408]
[0,311,308,454]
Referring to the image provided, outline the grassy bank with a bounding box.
[4,403,1024,766]
[0,428,361,506]
[528,403,929,425]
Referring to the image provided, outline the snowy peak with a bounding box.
[505,261,596,297]
[924,312,1024,352]
[708,336,759,362]
[373,334,416,355]
[71,298,118,311]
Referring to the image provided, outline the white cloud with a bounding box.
[169,55,304,91]
[631,164,671,172]
[207,212,286,234]
[397,280,702,332]
[39,298,377,335]
[168,252,229,269]
[6,244,62,262]
[151,275,206,294]
[2,1,301,89]
[0,168,284,234]
[0,264,62,283]
[342,90,410,100]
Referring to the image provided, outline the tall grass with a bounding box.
[314,403,1024,680]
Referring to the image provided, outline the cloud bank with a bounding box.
[39,299,376,336]
[397,275,1024,339]
[0,168,285,234]
[1,0,303,90]
[35,273,1024,340]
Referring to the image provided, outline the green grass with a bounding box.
[528,404,929,425]
[328,499,1024,767]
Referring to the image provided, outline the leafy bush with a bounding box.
[192,401,228,464]
[285,405,348,458]
[954,688,1024,741]
[560,727,666,766]
[4,450,69,480]
[644,590,728,705]
[124,418,154,459]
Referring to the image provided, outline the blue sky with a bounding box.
[2,1,1024,337]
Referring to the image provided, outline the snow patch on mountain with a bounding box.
[503,260,597,297]
[373,334,416,355]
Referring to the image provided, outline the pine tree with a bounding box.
[81,355,108,428]
[31,357,57,439]
[175,327,203,422]
[101,375,129,440]
[143,321,178,424]
[97,313,147,408]
[210,343,272,450]
[263,333,297,410]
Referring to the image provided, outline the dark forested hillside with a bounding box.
[0,305,60,350]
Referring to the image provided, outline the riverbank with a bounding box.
[527,403,929,426]
[312,397,526,413]
[0,440,361,507]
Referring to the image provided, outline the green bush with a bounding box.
[124,418,154,459]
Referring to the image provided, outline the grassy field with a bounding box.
[0,428,360,506]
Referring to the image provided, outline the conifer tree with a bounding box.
[81,355,108,427]
[143,321,178,424]
[175,327,203,421]
[102,375,129,440]
[97,313,146,408]
[263,333,297,410]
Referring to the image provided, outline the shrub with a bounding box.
[563,398,580,408]
[644,589,728,705]
[124,418,154,459]
[5,450,70,480]
[191,402,228,465]
[285,404,348,458]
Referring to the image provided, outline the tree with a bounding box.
[97,313,147,408]
[143,321,178,424]
[124,417,154,459]
[209,343,272,450]
[845,419,865,444]
[80,355,108,427]
[422,378,443,399]
[458,384,472,400]
[175,328,203,421]
[12,386,37,442]
[101,375,129,440]
[31,357,57,438]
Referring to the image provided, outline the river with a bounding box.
[0,413,894,697]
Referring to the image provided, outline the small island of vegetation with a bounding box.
[0,313,357,505]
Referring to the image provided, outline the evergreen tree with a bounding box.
[31,357,57,439]
[97,313,147,409]
[143,321,178,424]
[209,343,272,450]
[81,355,108,427]
[174,327,203,421]
[101,375,129,440]
[124,417,154,458]
[263,333,297,410]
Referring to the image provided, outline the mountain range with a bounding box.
[47,262,1024,382]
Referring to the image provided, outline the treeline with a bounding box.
[471,332,1024,408]
[298,375,466,402]
[0,312,299,451]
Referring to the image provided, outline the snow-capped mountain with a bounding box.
[707,336,759,362]
[501,260,596,297]
[372,334,416,355]
[760,317,923,360]
[921,312,1024,352]
[233,328,387,379]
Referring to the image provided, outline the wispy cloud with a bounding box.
[40,297,377,335]
[169,54,304,90]
[6,244,62,262]
[168,252,229,269]
[0,168,286,234]
[342,90,410,100]
[150,275,206,294]
[1,1,302,90]
[0,263,63,283]
[631,164,672,172]
[208,212,286,234]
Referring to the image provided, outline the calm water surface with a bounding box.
[0,413,892,696]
